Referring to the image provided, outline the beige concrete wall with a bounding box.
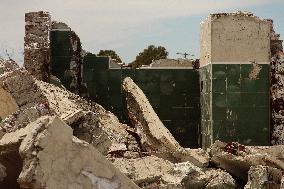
[200,13,271,66]
[200,18,211,67]
[211,14,270,63]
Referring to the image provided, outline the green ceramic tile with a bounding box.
[227,92,241,107]
[212,79,226,92]
[213,93,226,107]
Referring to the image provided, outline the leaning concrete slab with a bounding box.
[122,77,181,153]
[122,77,209,167]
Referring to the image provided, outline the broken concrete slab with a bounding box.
[210,141,284,183]
[122,77,209,167]
[244,165,282,189]
[36,80,142,157]
[112,155,237,189]
[0,104,51,134]
[182,168,238,189]
[0,69,48,111]
[112,155,197,188]
[0,116,140,189]
[18,116,140,189]
[173,148,210,168]
[72,111,141,157]
[0,86,19,120]
[123,77,181,154]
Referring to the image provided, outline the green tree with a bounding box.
[97,50,122,63]
[132,45,168,68]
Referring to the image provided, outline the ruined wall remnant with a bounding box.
[199,12,271,148]
[24,11,51,81]
[50,22,84,95]
[269,19,284,145]
[267,19,283,56]
[271,53,284,145]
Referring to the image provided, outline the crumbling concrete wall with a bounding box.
[199,12,271,147]
[24,11,51,81]
[271,54,284,145]
[269,19,284,145]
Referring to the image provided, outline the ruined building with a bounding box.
[23,11,284,148]
[0,10,283,189]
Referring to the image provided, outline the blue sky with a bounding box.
[0,0,283,64]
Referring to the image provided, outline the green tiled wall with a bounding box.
[200,63,270,148]
[50,30,74,91]
[82,54,201,148]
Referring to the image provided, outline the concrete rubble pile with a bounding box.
[0,60,283,189]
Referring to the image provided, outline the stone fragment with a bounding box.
[182,168,238,189]
[112,155,237,189]
[244,165,282,189]
[0,87,18,120]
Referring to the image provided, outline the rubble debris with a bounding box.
[0,116,140,189]
[0,68,49,121]
[112,156,237,189]
[209,141,284,184]
[36,80,141,157]
[0,105,51,134]
[123,77,209,167]
[244,165,282,189]
[0,59,19,75]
